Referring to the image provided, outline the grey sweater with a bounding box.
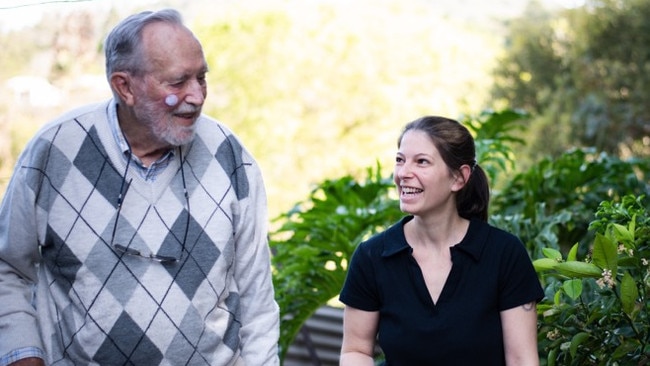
[0,101,279,365]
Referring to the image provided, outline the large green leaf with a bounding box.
[570,332,590,359]
[620,271,638,316]
[533,258,559,272]
[592,232,618,274]
[554,261,602,278]
[563,279,583,300]
[542,247,563,260]
[566,243,579,262]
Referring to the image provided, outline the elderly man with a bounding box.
[0,9,279,366]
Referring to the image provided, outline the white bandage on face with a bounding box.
[165,94,179,107]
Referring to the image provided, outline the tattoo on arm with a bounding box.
[522,301,535,311]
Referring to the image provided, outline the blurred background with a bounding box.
[1,0,647,221]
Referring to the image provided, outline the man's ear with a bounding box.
[451,164,472,192]
[109,72,136,106]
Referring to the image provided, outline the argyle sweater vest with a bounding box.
[0,101,279,365]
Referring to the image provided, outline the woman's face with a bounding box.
[393,129,464,218]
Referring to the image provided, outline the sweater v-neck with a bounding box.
[96,102,182,203]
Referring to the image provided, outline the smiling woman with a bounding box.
[339,116,544,366]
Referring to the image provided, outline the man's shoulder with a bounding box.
[195,114,232,136]
[19,101,109,154]
[37,101,109,136]
[193,114,250,153]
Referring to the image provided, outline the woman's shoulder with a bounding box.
[464,219,528,259]
[471,219,521,243]
[357,216,411,257]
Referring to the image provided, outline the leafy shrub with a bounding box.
[461,109,527,188]
[490,202,573,260]
[269,164,402,361]
[534,195,650,365]
[492,149,650,253]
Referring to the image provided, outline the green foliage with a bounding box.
[490,203,573,259]
[270,163,402,361]
[535,195,650,365]
[490,1,561,115]
[568,0,650,155]
[461,109,528,188]
[492,148,650,252]
[492,0,650,157]
[270,107,649,363]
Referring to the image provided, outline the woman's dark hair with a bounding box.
[398,116,490,221]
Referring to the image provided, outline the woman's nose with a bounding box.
[396,162,412,178]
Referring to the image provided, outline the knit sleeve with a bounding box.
[0,146,46,359]
[232,151,280,365]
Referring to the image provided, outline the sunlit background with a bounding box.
[0,0,616,221]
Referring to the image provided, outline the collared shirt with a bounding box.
[0,103,179,365]
[107,99,175,182]
[339,216,544,366]
[0,347,45,366]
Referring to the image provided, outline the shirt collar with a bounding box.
[381,216,414,257]
[107,99,176,182]
[107,98,130,155]
[381,216,487,262]
[107,98,176,160]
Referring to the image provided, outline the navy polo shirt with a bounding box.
[339,216,544,366]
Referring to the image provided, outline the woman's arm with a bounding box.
[501,301,540,366]
[339,306,379,366]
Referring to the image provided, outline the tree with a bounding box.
[491,0,650,160]
[568,0,650,156]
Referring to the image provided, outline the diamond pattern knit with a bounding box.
[0,101,279,365]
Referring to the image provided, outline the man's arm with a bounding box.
[0,158,44,364]
[233,162,280,365]
[11,358,45,366]
[4,350,45,366]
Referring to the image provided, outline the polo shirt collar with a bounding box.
[381,216,487,262]
[381,216,414,257]
[452,218,488,262]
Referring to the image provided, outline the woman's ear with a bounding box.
[451,164,472,192]
[109,72,136,106]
